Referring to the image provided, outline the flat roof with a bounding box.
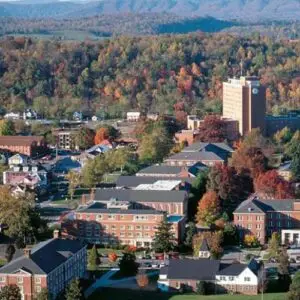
[134,180,182,191]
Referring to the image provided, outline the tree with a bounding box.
[196,191,220,226]
[118,252,139,277]
[290,143,300,181]
[88,245,100,274]
[66,170,81,200]
[0,119,15,136]
[65,279,83,300]
[94,127,109,144]
[139,126,173,164]
[108,252,118,263]
[196,115,226,142]
[254,170,294,199]
[274,127,293,145]
[136,273,149,289]
[244,234,260,248]
[5,244,15,262]
[207,164,253,213]
[196,281,207,295]
[287,271,300,300]
[268,232,280,259]
[152,216,175,254]
[33,96,51,118]
[35,288,50,300]
[184,222,197,249]
[223,223,239,246]
[0,285,21,300]
[107,147,132,173]
[278,248,292,292]
[74,127,95,150]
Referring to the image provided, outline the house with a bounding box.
[278,161,293,181]
[8,154,29,166]
[233,195,300,244]
[62,201,185,247]
[198,239,210,258]
[158,258,263,295]
[281,229,300,246]
[91,116,98,122]
[4,112,20,120]
[73,111,83,121]
[92,188,188,216]
[3,163,48,190]
[126,112,140,122]
[0,136,47,157]
[164,142,233,167]
[52,129,76,150]
[23,109,37,120]
[0,231,87,300]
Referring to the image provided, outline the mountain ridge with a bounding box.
[0,0,300,20]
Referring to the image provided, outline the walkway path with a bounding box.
[84,268,159,298]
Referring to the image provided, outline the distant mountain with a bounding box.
[0,0,300,20]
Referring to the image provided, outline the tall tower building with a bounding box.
[223,76,266,136]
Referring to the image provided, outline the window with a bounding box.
[278,222,281,228]
[247,224,252,229]
[120,225,125,230]
[244,277,251,282]
[278,213,281,219]
[220,276,226,281]
[96,214,102,220]
[35,277,41,284]
[108,215,116,220]
[175,282,180,288]
[229,276,234,281]
[0,277,5,282]
[120,232,125,237]
[17,277,23,283]
[256,224,261,229]
[35,286,41,293]
[77,214,82,219]
[127,225,133,230]
[111,225,116,230]
[136,226,141,230]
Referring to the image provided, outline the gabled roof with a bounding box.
[182,142,234,153]
[165,151,225,162]
[0,136,44,146]
[0,238,85,275]
[199,239,210,252]
[217,263,247,276]
[137,165,183,175]
[94,189,187,203]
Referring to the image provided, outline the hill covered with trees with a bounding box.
[1,33,300,119]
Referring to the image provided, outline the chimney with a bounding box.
[53,229,60,239]
[24,248,32,258]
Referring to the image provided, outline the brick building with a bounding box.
[158,258,263,295]
[0,231,86,300]
[63,201,185,247]
[233,195,300,244]
[0,136,47,157]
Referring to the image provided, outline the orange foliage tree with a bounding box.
[94,127,110,144]
[108,252,118,263]
[136,273,149,289]
[254,170,294,199]
[196,115,226,142]
[196,191,220,226]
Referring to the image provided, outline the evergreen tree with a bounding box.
[287,271,300,300]
[5,244,15,262]
[65,279,83,300]
[184,222,197,248]
[152,216,175,254]
[291,144,300,181]
[118,252,139,277]
[88,245,100,273]
[196,281,207,295]
[267,232,280,259]
[0,285,21,300]
[278,248,292,292]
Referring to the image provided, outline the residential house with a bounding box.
[4,112,20,120]
[278,161,293,181]
[0,136,47,157]
[8,154,29,166]
[127,112,140,122]
[233,195,300,244]
[158,258,263,295]
[0,231,87,300]
[198,239,210,258]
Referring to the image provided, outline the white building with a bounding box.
[126,112,140,122]
[282,229,300,245]
[4,112,20,120]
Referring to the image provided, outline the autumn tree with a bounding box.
[66,170,81,200]
[267,232,280,259]
[196,191,220,226]
[278,248,292,292]
[197,115,226,142]
[74,127,95,150]
[274,127,293,145]
[0,285,21,300]
[108,252,118,263]
[136,273,149,289]
[254,170,294,199]
[94,127,109,144]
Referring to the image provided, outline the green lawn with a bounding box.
[88,288,285,300]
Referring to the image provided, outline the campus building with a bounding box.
[0,231,86,300]
[233,195,300,244]
[223,76,266,136]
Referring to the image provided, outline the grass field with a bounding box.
[88,288,285,300]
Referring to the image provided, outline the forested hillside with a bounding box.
[0,33,300,119]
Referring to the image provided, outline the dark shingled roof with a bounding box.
[0,238,85,275]
[217,263,247,276]
[182,142,234,153]
[94,189,187,203]
[79,202,164,215]
[234,195,299,214]
[137,165,183,175]
[165,151,225,162]
[165,259,220,281]
[199,239,210,252]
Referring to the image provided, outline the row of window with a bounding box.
[81,224,156,231]
[236,216,264,221]
[0,276,41,284]
[84,231,152,238]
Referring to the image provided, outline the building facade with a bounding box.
[223,76,266,136]
[233,195,300,244]
[0,232,86,300]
